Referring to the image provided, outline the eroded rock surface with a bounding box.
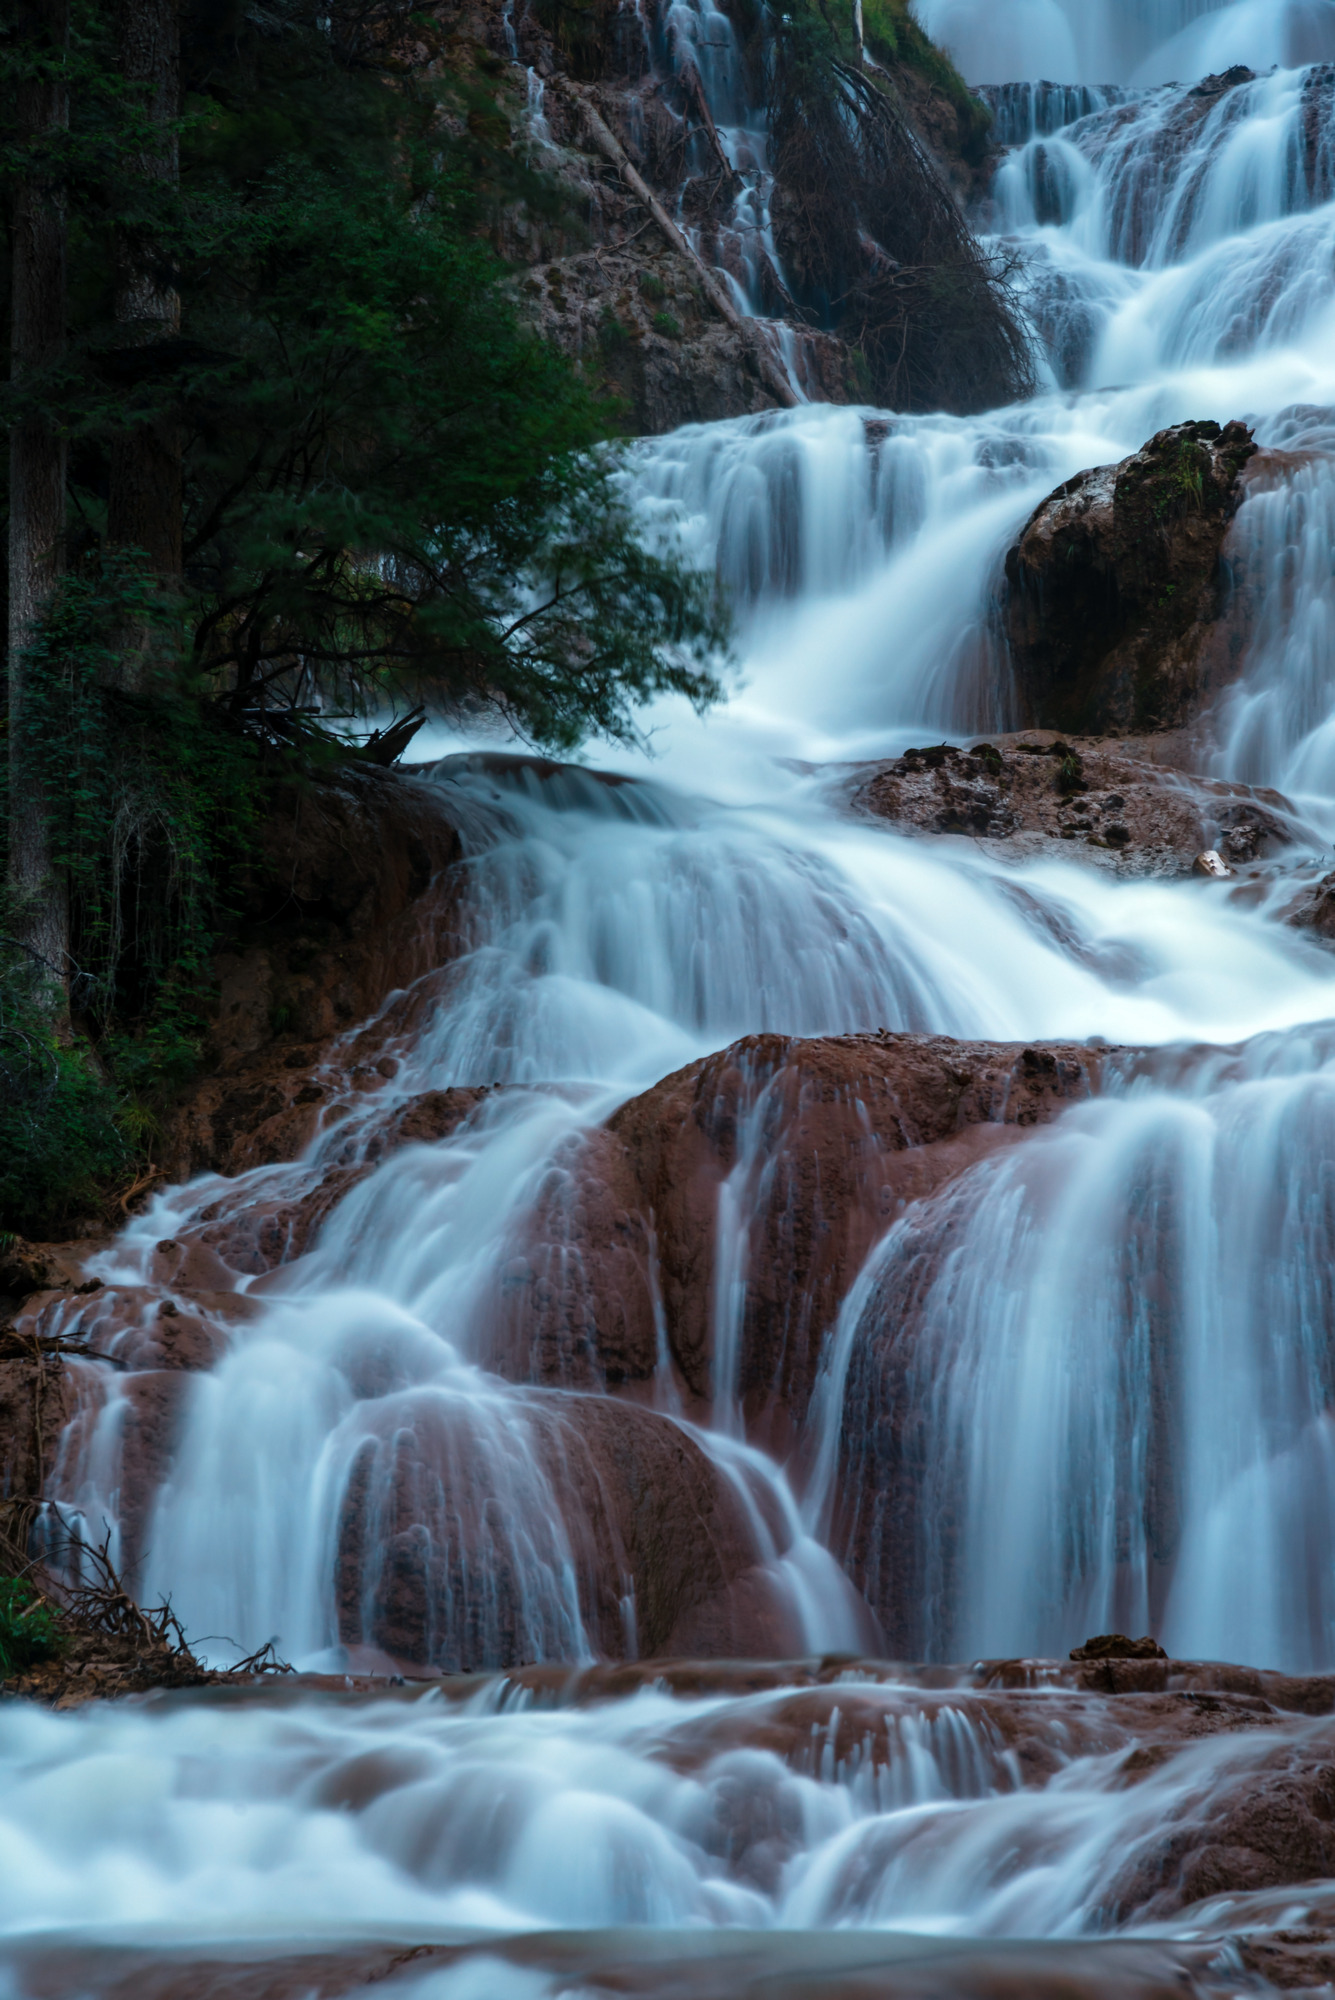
[1003,420,1260,735]
[163,765,463,1180]
[8,1030,1117,1675]
[334,1389,807,1669]
[852,733,1295,877]
[588,1031,1105,1430]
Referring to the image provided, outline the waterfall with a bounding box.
[19,2,1335,1979]
[915,0,1335,86]
[830,1046,1335,1665]
[40,6,1335,1683]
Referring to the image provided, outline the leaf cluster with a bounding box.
[0,938,129,1235]
[5,557,261,1020]
[0,1577,62,1681]
[2,0,727,752]
[166,156,725,746]
[0,0,728,1207]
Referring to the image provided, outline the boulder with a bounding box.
[853,732,1294,878]
[1285,869,1335,944]
[1003,420,1259,736]
[1107,1738,1335,1924]
[333,1389,803,1669]
[598,1032,1105,1434]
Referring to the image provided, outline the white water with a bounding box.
[0,1678,1325,1954]
[916,0,1335,86]
[17,8,1335,1985]
[831,1035,1335,1665]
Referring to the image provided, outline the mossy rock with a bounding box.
[1003,420,1259,737]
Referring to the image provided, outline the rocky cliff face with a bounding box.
[160,764,463,1182]
[410,0,1028,430]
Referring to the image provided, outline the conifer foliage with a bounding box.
[0,0,726,1228]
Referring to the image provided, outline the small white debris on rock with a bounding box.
[1193,849,1233,879]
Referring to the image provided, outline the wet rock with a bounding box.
[1071,1633,1169,1662]
[1285,869,1335,942]
[852,732,1293,878]
[0,1238,101,1318]
[592,1031,1105,1429]
[0,1353,77,1536]
[163,766,462,1179]
[333,1390,803,1669]
[5,1933,1255,2000]
[1003,420,1259,735]
[1109,1738,1335,1923]
[154,1087,498,1283]
[482,1124,661,1389]
[1193,849,1232,879]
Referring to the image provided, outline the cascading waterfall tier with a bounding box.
[17,8,1335,1992]
[917,0,1335,87]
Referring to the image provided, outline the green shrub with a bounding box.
[858,0,994,166]
[0,1579,63,1681]
[652,311,683,339]
[0,957,129,1237]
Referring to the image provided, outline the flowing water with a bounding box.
[15,4,1335,1990]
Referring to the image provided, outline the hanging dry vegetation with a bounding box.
[766,10,1034,411]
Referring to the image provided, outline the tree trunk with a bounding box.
[7,0,71,982]
[106,0,182,685]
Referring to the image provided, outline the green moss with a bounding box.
[857,0,994,165]
[652,310,683,339]
[598,309,632,351]
[0,954,130,1236]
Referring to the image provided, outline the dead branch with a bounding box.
[226,1638,296,1676]
[54,1525,189,1646]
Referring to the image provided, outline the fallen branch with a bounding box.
[227,1638,296,1676]
[117,1164,166,1215]
[560,84,800,410]
[0,1326,127,1368]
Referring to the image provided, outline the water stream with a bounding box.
[13,2,1335,1986]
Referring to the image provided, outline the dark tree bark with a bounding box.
[106,0,182,682]
[7,0,71,979]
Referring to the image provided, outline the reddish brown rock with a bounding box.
[479,1124,661,1389]
[333,1390,802,1669]
[1003,420,1261,736]
[0,1351,78,1561]
[1108,1735,1335,1924]
[154,1087,497,1283]
[602,1031,1105,1433]
[162,765,462,1180]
